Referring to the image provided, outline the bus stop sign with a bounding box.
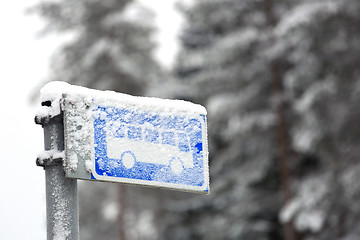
[42,82,209,193]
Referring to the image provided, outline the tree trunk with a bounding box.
[262,0,299,240]
[271,60,298,240]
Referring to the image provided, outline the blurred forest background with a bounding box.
[32,0,360,239]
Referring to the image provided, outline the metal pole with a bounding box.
[37,113,79,240]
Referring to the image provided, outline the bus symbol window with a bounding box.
[144,128,159,144]
[108,122,125,138]
[127,126,142,141]
[161,131,176,146]
[178,132,190,152]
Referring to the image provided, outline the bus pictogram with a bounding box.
[106,121,193,174]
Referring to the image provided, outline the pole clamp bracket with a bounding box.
[36,150,65,169]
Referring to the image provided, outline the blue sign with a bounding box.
[91,105,209,193]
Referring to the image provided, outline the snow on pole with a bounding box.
[36,90,79,240]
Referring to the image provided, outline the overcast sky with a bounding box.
[0,1,182,239]
[0,1,54,239]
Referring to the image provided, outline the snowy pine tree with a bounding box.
[276,1,360,239]
[164,0,360,239]
[171,0,293,239]
[32,0,163,95]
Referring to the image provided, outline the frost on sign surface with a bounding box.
[41,81,209,194]
[92,105,208,193]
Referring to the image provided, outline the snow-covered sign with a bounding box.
[37,82,209,194]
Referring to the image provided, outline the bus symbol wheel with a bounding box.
[170,157,183,175]
[121,151,136,169]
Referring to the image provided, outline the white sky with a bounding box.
[138,0,183,68]
[0,1,182,239]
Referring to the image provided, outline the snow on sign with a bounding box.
[38,82,209,194]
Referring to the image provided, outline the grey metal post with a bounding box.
[36,112,79,240]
